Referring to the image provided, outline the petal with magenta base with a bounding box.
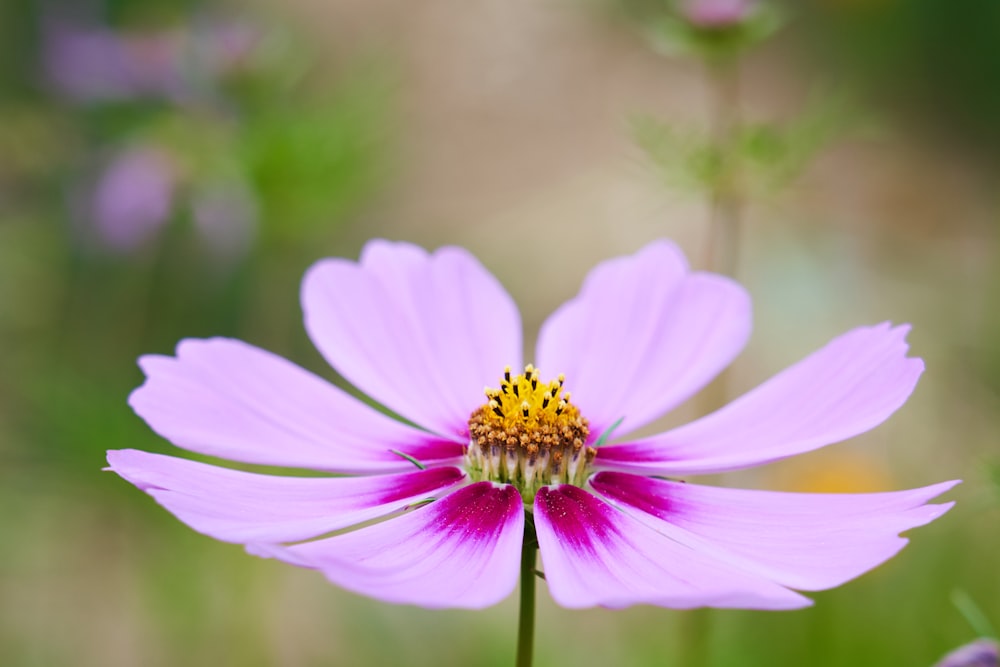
[251,482,524,609]
[533,485,810,610]
[107,449,466,544]
[590,472,958,591]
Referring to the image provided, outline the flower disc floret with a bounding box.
[467,364,593,502]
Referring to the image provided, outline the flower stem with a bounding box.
[682,55,743,667]
[516,516,537,667]
[703,57,742,278]
[678,607,713,667]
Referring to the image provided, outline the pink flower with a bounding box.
[91,146,175,252]
[43,19,185,103]
[681,0,754,29]
[108,240,957,609]
[934,640,999,667]
[42,16,260,105]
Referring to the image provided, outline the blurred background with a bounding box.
[1,0,997,665]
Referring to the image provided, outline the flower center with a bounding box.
[466,364,594,503]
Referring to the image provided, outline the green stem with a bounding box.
[703,57,742,279]
[681,56,743,667]
[677,607,713,667]
[516,516,537,667]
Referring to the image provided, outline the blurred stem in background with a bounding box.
[627,2,791,663]
[704,55,741,278]
[630,0,854,285]
[682,48,739,667]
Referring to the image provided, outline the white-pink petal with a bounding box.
[107,449,466,544]
[129,338,463,473]
[301,240,522,438]
[590,472,957,591]
[250,482,524,609]
[596,323,923,475]
[533,485,810,610]
[536,240,750,438]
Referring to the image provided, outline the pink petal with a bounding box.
[250,482,524,609]
[107,449,466,543]
[933,639,999,667]
[590,472,958,591]
[532,485,810,610]
[129,338,463,473]
[535,240,750,438]
[301,240,522,438]
[596,323,923,474]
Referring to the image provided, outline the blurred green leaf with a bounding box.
[633,90,863,199]
[241,70,392,241]
[951,589,997,638]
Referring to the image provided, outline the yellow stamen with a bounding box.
[466,364,594,503]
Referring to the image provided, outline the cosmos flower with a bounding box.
[933,639,999,667]
[42,15,259,105]
[42,18,185,103]
[91,145,176,253]
[108,240,956,609]
[679,0,755,29]
[85,143,257,259]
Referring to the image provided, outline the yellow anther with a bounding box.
[467,364,594,502]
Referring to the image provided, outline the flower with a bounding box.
[679,0,755,29]
[934,639,999,667]
[108,239,957,610]
[85,144,257,260]
[42,15,259,105]
[91,145,176,253]
[190,179,258,262]
[42,19,185,104]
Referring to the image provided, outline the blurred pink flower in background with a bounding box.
[191,180,258,261]
[934,640,999,667]
[42,16,259,104]
[190,20,259,79]
[43,13,262,260]
[42,19,185,103]
[88,144,257,259]
[680,0,755,28]
[109,240,956,610]
[91,146,176,253]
